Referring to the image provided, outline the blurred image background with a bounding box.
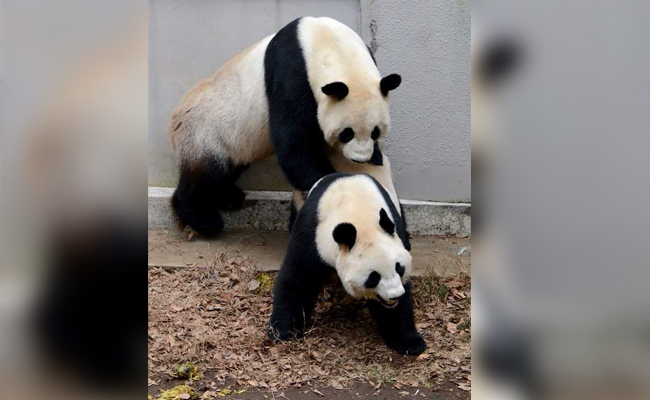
[0,0,649,399]
[473,1,650,399]
[1,1,145,399]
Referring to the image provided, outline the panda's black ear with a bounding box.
[321,82,349,100]
[333,222,356,249]
[380,74,401,96]
[379,208,395,235]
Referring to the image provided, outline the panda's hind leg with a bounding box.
[171,156,248,237]
[218,162,248,210]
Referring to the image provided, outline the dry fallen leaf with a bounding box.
[445,280,463,288]
[417,353,430,360]
[329,379,343,390]
[248,279,261,291]
[313,389,325,397]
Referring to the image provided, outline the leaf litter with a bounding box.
[148,250,471,396]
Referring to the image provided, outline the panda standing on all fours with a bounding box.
[170,16,403,236]
[269,173,426,356]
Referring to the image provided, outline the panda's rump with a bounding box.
[170,36,275,166]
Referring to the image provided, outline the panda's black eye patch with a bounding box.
[379,208,395,235]
[396,262,405,277]
[369,141,383,166]
[371,126,381,141]
[333,222,357,249]
[365,271,381,288]
[339,128,355,143]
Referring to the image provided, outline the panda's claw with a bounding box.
[388,332,427,356]
[267,322,303,343]
[267,326,290,343]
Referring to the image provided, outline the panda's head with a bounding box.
[318,74,401,163]
[330,208,412,308]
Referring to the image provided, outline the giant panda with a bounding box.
[170,16,402,236]
[269,173,425,356]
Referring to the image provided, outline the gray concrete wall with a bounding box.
[360,0,471,202]
[149,0,471,202]
[0,1,4,78]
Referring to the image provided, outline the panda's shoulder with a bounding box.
[300,173,351,223]
[297,17,363,49]
[363,174,401,218]
[298,16,347,32]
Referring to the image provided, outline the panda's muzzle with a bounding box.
[376,295,400,308]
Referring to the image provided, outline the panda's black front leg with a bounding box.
[368,281,426,355]
[268,262,327,342]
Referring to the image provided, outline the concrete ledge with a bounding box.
[149,187,471,236]
[148,229,471,277]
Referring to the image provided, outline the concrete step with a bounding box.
[148,229,471,278]
[149,187,471,236]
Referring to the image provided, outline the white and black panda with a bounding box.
[170,16,402,236]
[269,173,425,356]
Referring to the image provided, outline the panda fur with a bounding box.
[170,17,401,236]
[269,173,425,356]
[288,142,404,232]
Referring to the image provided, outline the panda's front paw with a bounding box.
[387,331,427,356]
[267,321,302,343]
[267,326,291,343]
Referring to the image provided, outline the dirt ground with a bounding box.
[149,377,467,400]
[148,248,471,399]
